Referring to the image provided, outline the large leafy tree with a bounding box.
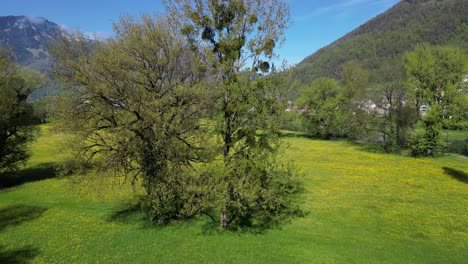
[165,0,300,229]
[50,15,211,222]
[0,49,40,175]
[371,59,416,152]
[297,77,344,139]
[404,44,465,155]
[340,60,369,139]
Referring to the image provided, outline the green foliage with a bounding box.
[408,111,444,157]
[221,146,301,229]
[291,44,465,155]
[298,77,343,139]
[404,44,464,108]
[142,168,210,223]
[211,75,300,230]
[370,59,416,152]
[404,44,465,156]
[442,78,468,130]
[409,120,446,157]
[341,60,369,100]
[49,15,212,223]
[32,98,51,123]
[295,61,374,141]
[281,111,308,133]
[288,0,468,154]
[166,0,291,74]
[0,49,40,174]
[340,61,370,140]
[50,6,300,228]
[167,0,299,229]
[442,78,468,131]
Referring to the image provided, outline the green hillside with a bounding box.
[293,0,468,83]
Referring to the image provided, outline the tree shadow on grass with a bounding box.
[107,196,308,234]
[107,202,145,224]
[0,162,56,188]
[0,245,40,264]
[106,197,172,229]
[443,167,468,184]
[199,210,309,235]
[0,204,48,232]
[107,202,197,231]
[0,205,47,263]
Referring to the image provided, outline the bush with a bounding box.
[409,129,446,156]
[221,147,302,230]
[442,119,468,130]
[142,168,213,224]
[281,112,308,133]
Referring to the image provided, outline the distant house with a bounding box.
[285,100,308,114]
[359,99,386,116]
[362,99,376,110]
[285,100,294,112]
[420,104,429,116]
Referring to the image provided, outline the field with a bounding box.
[0,125,467,263]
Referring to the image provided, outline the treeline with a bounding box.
[285,44,467,155]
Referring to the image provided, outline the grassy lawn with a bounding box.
[0,125,467,263]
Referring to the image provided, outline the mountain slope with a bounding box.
[293,0,468,84]
[0,16,63,72]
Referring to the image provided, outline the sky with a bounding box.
[1,0,399,65]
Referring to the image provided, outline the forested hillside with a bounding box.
[293,0,468,83]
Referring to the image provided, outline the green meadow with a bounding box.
[0,125,467,263]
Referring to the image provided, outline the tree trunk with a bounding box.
[224,109,232,158]
[221,97,232,229]
[220,208,228,229]
[415,98,420,120]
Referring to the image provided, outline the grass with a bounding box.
[0,125,467,263]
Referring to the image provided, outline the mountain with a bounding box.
[0,16,63,72]
[293,0,468,84]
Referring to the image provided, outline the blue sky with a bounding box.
[1,0,399,65]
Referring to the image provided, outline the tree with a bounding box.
[340,60,369,139]
[165,0,300,229]
[50,15,211,223]
[0,49,40,175]
[443,90,467,130]
[297,77,343,139]
[404,44,465,155]
[371,59,416,152]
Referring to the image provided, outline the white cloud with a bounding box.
[24,16,46,24]
[59,24,75,35]
[84,31,111,41]
[58,24,110,40]
[59,24,69,31]
[13,16,46,30]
